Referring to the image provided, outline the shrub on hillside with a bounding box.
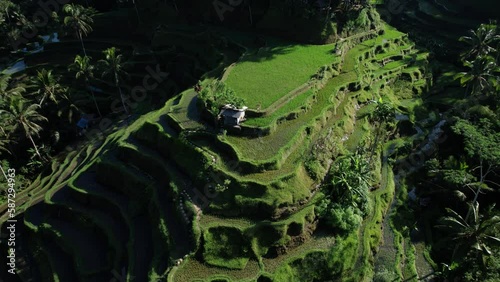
[198,79,245,117]
[202,226,250,269]
[341,7,382,37]
[316,199,363,234]
[330,153,371,214]
[274,251,333,281]
[316,151,372,233]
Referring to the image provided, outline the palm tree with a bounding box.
[452,118,500,221]
[437,202,500,262]
[454,56,499,98]
[0,130,14,155]
[31,68,66,106]
[0,0,14,25]
[0,96,47,160]
[63,4,95,56]
[0,73,25,99]
[369,99,394,162]
[331,153,371,212]
[98,47,129,114]
[171,0,179,13]
[69,55,101,117]
[335,0,356,29]
[371,99,394,124]
[132,0,141,24]
[496,41,500,65]
[0,74,22,156]
[460,23,500,60]
[0,136,9,155]
[118,0,141,23]
[0,163,7,181]
[244,0,253,25]
[56,92,81,125]
[0,115,16,155]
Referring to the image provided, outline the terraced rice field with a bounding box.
[224,40,336,109]
[3,19,435,282]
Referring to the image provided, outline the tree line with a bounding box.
[0,3,130,181]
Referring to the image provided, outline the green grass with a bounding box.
[244,89,316,127]
[326,232,360,280]
[215,154,313,213]
[272,250,331,281]
[373,44,413,61]
[202,28,412,216]
[226,26,405,160]
[198,140,314,216]
[352,160,395,281]
[203,226,251,269]
[39,219,111,275]
[168,90,204,130]
[131,118,311,215]
[172,206,327,281]
[403,239,418,281]
[200,203,316,260]
[225,41,336,109]
[47,190,128,270]
[162,25,408,182]
[344,117,371,151]
[68,169,147,279]
[389,177,425,281]
[225,78,345,163]
[225,76,345,163]
[32,235,75,282]
[172,257,261,282]
[224,119,306,161]
[262,231,336,274]
[369,164,395,251]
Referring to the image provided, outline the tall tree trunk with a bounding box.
[0,164,7,181]
[369,122,383,165]
[496,42,500,64]
[172,0,178,13]
[117,84,128,115]
[464,82,470,98]
[28,134,43,161]
[78,30,87,57]
[87,81,102,117]
[0,128,15,159]
[451,159,491,262]
[133,0,142,24]
[39,94,46,107]
[5,7,11,24]
[465,159,485,222]
[247,1,253,25]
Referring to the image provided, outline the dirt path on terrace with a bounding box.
[354,160,392,273]
[373,171,398,277]
[263,82,312,116]
[220,60,312,116]
[376,120,447,281]
[220,63,237,82]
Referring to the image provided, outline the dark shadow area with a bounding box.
[186,94,200,121]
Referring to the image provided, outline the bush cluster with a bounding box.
[198,80,245,117]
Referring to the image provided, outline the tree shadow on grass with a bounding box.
[186,94,200,121]
[238,44,295,63]
[215,26,318,63]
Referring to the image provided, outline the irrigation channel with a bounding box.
[371,119,446,281]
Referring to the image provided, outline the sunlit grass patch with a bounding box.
[225,42,335,109]
[244,89,316,127]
